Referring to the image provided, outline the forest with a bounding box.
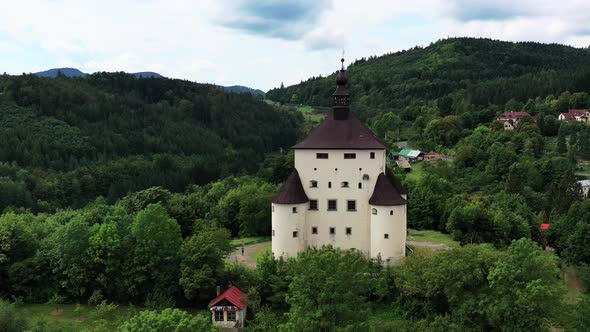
[1,38,590,331]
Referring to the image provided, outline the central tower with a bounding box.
[271,60,407,264]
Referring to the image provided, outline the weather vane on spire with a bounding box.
[341,49,345,70]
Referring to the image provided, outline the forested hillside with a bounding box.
[268,37,590,119]
[0,73,302,211]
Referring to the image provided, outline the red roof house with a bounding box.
[208,286,247,329]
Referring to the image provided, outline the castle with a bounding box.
[271,59,408,264]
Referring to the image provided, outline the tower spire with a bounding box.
[333,57,350,120]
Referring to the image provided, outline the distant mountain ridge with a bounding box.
[223,85,265,97]
[33,68,264,96]
[34,68,164,78]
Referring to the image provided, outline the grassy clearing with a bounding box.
[404,162,425,182]
[14,304,209,331]
[253,241,272,261]
[231,236,271,247]
[407,229,460,248]
[14,304,135,331]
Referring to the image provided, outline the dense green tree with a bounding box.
[281,246,374,331]
[179,226,232,300]
[117,308,214,332]
[124,204,182,302]
[557,124,567,154]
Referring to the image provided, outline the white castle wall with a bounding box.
[370,204,407,265]
[271,202,306,257]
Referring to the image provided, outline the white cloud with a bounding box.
[1,0,590,90]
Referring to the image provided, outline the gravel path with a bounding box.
[228,242,270,268]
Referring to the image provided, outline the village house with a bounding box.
[496,111,535,130]
[393,149,424,162]
[208,286,247,330]
[558,109,590,122]
[271,59,408,265]
[578,179,590,199]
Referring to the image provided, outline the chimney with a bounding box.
[216,286,221,297]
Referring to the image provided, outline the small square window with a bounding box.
[384,234,389,239]
[344,153,356,159]
[292,207,297,213]
[346,227,352,235]
[293,231,298,238]
[310,180,318,188]
[341,181,349,188]
[358,182,362,189]
[328,199,337,211]
[312,226,318,234]
[347,200,356,211]
[370,152,375,159]
[309,200,318,210]
[372,208,378,215]
[227,311,236,321]
[215,311,224,321]
[316,153,328,159]
[329,227,335,235]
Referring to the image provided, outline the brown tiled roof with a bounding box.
[272,170,309,204]
[369,172,407,206]
[292,110,388,149]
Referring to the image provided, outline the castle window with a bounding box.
[329,227,335,235]
[358,182,362,189]
[310,180,318,188]
[215,311,224,321]
[292,207,297,213]
[272,230,275,236]
[316,153,328,159]
[309,200,318,210]
[328,199,337,211]
[293,231,298,238]
[384,234,389,239]
[370,152,375,159]
[227,312,236,321]
[344,153,356,159]
[347,200,356,211]
[372,208,378,215]
[341,181,349,188]
[390,210,393,215]
[328,182,332,188]
[312,226,318,234]
[346,227,352,235]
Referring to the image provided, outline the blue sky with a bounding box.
[1,0,590,91]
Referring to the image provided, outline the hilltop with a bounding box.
[34,67,164,78]
[268,37,590,120]
[0,72,302,211]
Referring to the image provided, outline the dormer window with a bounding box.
[310,180,318,188]
[344,153,356,159]
[341,181,349,188]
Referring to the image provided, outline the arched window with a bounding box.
[390,210,393,215]
[372,208,377,215]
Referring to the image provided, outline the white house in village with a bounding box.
[559,109,590,122]
[578,180,590,199]
[271,59,408,265]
